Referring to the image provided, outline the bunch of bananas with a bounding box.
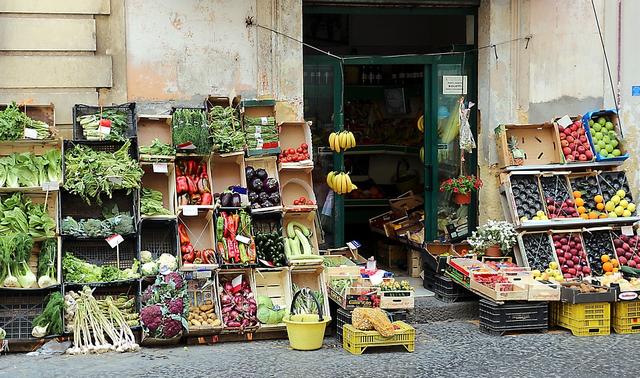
[417,115,424,133]
[328,131,356,152]
[326,171,357,195]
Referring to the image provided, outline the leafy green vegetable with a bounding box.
[208,106,245,153]
[0,233,35,288]
[172,108,211,154]
[63,253,139,283]
[32,292,64,337]
[77,109,128,141]
[0,150,61,188]
[141,188,171,216]
[139,138,175,156]
[0,102,53,141]
[63,140,143,204]
[0,193,55,238]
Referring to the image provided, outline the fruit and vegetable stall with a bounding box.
[0,98,415,355]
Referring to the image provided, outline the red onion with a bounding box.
[224,282,233,292]
[221,294,232,305]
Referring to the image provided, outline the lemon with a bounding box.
[536,210,545,217]
[612,195,621,205]
[532,269,541,277]
[520,216,529,222]
[605,201,616,212]
[628,203,636,213]
[616,189,626,198]
[609,212,618,218]
[532,216,540,221]
[623,210,632,217]
[615,206,625,216]
[620,199,629,208]
[549,262,558,270]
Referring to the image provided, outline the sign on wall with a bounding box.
[443,75,468,95]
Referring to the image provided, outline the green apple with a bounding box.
[593,123,602,132]
[603,135,611,143]
[601,148,609,155]
[611,139,619,148]
[597,140,606,149]
[606,121,614,130]
[606,144,614,152]
[598,117,607,125]
[594,131,603,140]
[589,119,595,126]
[612,149,621,156]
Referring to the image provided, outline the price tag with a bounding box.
[261,117,268,125]
[255,126,262,133]
[98,125,111,135]
[621,225,634,236]
[24,128,38,139]
[256,138,263,149]
[254,132,262,139]
[106,234,124,248]
[182,205,198,216]
[153,163,168,173]
[236,235,251,245]
[194,270,212,279]
[107,176,123,185]
[41,181,60,191]
[557,115,573,128]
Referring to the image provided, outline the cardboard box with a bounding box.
[495,123,563,168]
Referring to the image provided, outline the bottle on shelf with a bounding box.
[368,65,375,85]
[361,65,367,85]
[375,66,382,85]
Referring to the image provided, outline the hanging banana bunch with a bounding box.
[417,115,424,133]
[326,171,357,195]
[328,130,356,152]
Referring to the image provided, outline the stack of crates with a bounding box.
[612,301,640,334]
[553,302,610,336]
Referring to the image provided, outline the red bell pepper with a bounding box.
[198,177,211,194]
[186,176,198,194]
[99,119,112,127]
[187,160,197,176]
[176,176,188,194]
[178,224,190,245]
[201,192,212,205]
[183,250,195,263]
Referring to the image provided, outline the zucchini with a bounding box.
[289,237,301,256]
[295,229,312,255]
[284,237,291,258]
[287,221,310,238]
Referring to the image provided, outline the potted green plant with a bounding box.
[468,220,517,257]
[439,175,483,205]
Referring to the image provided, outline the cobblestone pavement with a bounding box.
[1,320,639,378]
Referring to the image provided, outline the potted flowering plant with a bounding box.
[439,175,483,205]
[468,220,517,257]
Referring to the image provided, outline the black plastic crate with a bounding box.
[0,289,59,341]
[62,139,139,181]
[62,237,138,271]
[139,219,178,260]
[479,299,548,336]
[434,274,475,303]
[336,307,351,344]
[72,103,137,141]
[423,266,436,291]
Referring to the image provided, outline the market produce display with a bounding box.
[569,175,602,212]
[0,192,56,237]
[172,108,211,155]
[64,140,143,204]
[511,175,545,221]
[140,273,189,340]
[521,232,555,271]
[587,115,623,159]
[599,172,636,217]
[379,280,414,294]
[326,171,357,195]
[63,254,140,284]
[219,275,258,330]
[62,204,135,237]
[77,109,129,141]
[0,150,61,188]
[208,106,245,153]
[0,102,53,140]
[36,238,58,288]
[175,158,212,206]
[531,261,563,282]
[257,295,285,325]
[188,299,221,328]
[216,190,242,208]
[139,138,175,157]
[0,233,35,288]
[612,233,640,268]
[558,119,593,162]
[255,228,286,267]
[245,166,281,210]
[141,188,171,216]
[582,230,615,275]
[65,287,140,354]
[140,251,178,276]
[285,221,320,262]
[328,130,356,152]
[279,143,310,163]
[178,222,215,265]
[31,292,64,338]
[540,176,578,219]
[216,210,257,265]
[552,233,591,279]
[244,115,278,151]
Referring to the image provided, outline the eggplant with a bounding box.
[260,200,273,208]
[258,191,269,203]
[250,177,263,192]
[268,192,280,205]
[220,192,233,207]
[255,168,268,181]
[245,166,255,181]
[251,202,261,209]
[248,191,259,204]
[231,193,241,207]
[264,178,279,193]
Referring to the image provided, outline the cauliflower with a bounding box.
[141,286,154,304]
[140,305,163,332]
[166,299,184,315]
[164,272,184,289]
[160,317,182,338]
[157,253,177,272]
[141,261,158,277]
[140,250,153,264]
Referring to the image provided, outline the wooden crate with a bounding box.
[408,249,423,278]
[255,267,292,331]
[175,156,214,214]
[186,277,223,336]
[278,121,313,164]
[204,96,231,112]
[242,99,278,156]
[178,210,217,271]
[217,268,260,333]
[245,155,283,214]
[369,211,398,236]
[24,237,62,288]
[290,265,330,318]
[283,211,322,266]
[140,162,176,219]
[514,230,558,270]
[495,123,563,168]
[469,273,529,301]
[522,277,561,301]
[210,152,246,194]
[137,114,173,161]
[279,168,317,212]
[0,102,55,128]
[500,172,546,226]
[0,139,62,193]
[379,290,414,309]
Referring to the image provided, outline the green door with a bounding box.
[304,54,477,247]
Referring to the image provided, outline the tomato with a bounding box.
[287,148,295,155]
[304,153,310,160]
[279,153,285,159]
[293,199,299,205]
[297,147,303,154]
[301,143,308,150]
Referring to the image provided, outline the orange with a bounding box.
[594,195,604,203]
[577,206,587,214]
[575,198,585,207]
[580,214,589,219]
[596,203,605,211]
[599,214,608,219]
[573,191,582,199]
[588,212,598,219]
[601,254,610,263]
[613,267,619,273]
[603,262,614,272]
[612,259,619,267]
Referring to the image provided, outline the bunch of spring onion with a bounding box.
[65,287,139,355]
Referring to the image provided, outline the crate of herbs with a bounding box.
[137,114,175,161]
[171,107,211,155]
[73,103,136,141]
[207,105,245,154]
[253,213,287,268]
[0,102,57,141]
[598,170,637,217]
[242,99,279,156]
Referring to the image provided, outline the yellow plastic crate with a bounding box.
[558,302,610,321]
[613,301,640,334]
[555,302,610,337]
[342,321,415,355]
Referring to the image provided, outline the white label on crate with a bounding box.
[182,205,198,216]
[619,292,638,300]
[260,117,268,125]
[254,132,262,139]
[153,163,168,173]
[24,128,38,139]
[622,225,634,235]
[41,181,59,191]
[194,270,212,279]
[256,139,263,149]
[236,235,251,245]
[106,234,124,248]
[557,115,573,128]
[107,176,123,185]
[98,125,111,135]
[255,126,262,133]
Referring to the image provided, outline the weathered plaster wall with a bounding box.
[124,0,303,119]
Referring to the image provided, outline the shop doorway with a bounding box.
[303,4,479,256]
